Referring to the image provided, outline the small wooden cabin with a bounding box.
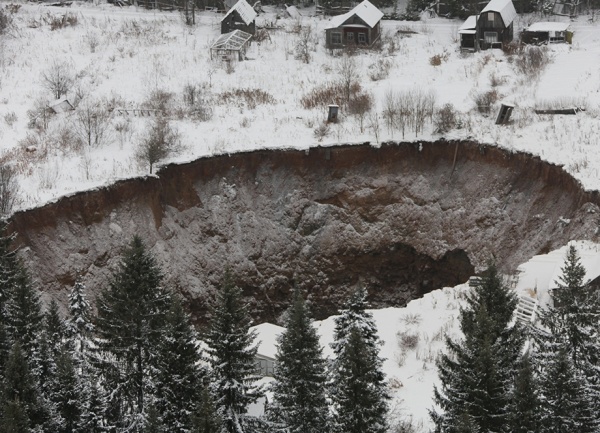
[458,15,477,51]
[325,0,383,49]
[477,0,517,50]
[522,22,572,44]
[221,0,257,35]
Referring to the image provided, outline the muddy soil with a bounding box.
[10,141,600,324]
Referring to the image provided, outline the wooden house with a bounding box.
[252,323,283,377]
[458,15,477,51]
[477,0,517,50]
[210,30,253,62]
[221,0,257,35]
[522,21,572,44]
[325,0,383,49]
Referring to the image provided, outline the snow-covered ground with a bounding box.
[1,2,600,212]
[252,240,600,432]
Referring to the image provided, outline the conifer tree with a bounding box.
[0,342,43,431]
[329,288,388,433]
[95,235,170,431]
[154,296,203,432]
[67,277,94,364]
[538,345,596,433]
[50,348,82,433]
[431,264,523,433]
[193,385,221,433]
[269,289,329,433]
[508,354,541,433]
[0,226,19,372]
[205,271,262,433]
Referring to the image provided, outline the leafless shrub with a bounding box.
[27,98,53,131]
[435,103,458,133]
[368,111,380,144]
[514,45,550,77]
[142,89,174,115]
[0,163,19,216]
[74,99,112,148]
[348,92,373,132]
[473,90,499,114]
[489,72,507,87]
[136,117,181,174]
[85,31,100,53]
[313,123,330,142]
[390,418,420,433]
[49,12,78,31]
[295,25,315,64]
[182,83,200,107]
[429,51,449,66]
[219,88,275,109]
[397,331,419,350]
[42,61,74,99]
[368,57,393,81]
[4,112,16,127]
[383,88,436,138]
[401,313,422,325]
[254,29,270,43]
[301,82,361,110]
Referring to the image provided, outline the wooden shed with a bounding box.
[210,30,253,62]
[221,0,257,35]
[458,15,477,51]
[325,0,383,49]
[477,0,517,50]
[522,21,572,44]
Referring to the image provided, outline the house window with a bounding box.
[484,32,498,43]
[346,32,354,43]
[358,32,366,44]
[331,32,342,44]
[487,12,495,22]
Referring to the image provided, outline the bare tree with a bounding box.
[0,164,19,216]
[295,25,315,64]
[348,92,373,133]
[337,55,359,103]
[74,99,112,148]
[42,61,74,99]
[136,117,181,174]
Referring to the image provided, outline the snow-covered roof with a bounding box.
[286,5,301,19]
[481,0,517,26]
[252,322,284,359]
[211,30,252,51]
[222,0,257,26]
[326,0,383,30]
[527,21,570,32]
[458,15,477,34]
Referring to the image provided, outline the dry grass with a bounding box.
[219,88,276,109]
[301,82,362,110]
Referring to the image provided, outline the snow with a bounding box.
[527,21,571,32]
[1,4,600,213]
[252,241,600,431]
[458,15,477,33]
[481,0,518,26]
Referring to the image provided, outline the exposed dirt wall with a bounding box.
[9,141,600,324]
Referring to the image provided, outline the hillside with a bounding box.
[0,2,599,214]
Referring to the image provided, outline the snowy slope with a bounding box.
[0,3,599,212]
[252,240,600,431]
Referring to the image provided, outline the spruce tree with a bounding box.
[269,289,329,433]
[329,288,388,433]
[95,235,170,431]
[192,385,221,433]
[431,264,523,433]
[0,342,43,431]
[0,226,19,372]
[508,354,541,433]
[205,271,262,433]
[154,296,203,432]
[50,348,82,433]
[66,277,94,364]
[538,344,596,433]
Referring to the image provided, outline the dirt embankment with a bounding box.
[9,141,600,325]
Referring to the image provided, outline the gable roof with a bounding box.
[222,0,257,26]
[326,0,383,30]
[458,15,477,34]
[211,30,252,51]
[481,0,517,26]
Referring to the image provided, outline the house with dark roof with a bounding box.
[325,0,383,49]
[221,0,257,35]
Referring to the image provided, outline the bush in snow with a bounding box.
[514,45,550,77]
[136,116,181,174]
[41,61,75,100]
[434,103,458,133]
